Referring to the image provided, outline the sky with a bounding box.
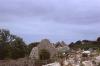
[0,0,100,44]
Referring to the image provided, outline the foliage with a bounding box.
[27,42,39,55]
[97,37,100,42]
[0,29,10,59]
[69,39,100,51]
[0,29,27,60]
[10,36,27,59]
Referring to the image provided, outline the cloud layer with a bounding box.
[0,0,100,43]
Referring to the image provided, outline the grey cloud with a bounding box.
[1,0,100,25]
[0,0,100,43]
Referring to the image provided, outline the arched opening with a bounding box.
[39,49,50,60]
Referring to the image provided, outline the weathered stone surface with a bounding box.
[38,39,57,58]
[30,39,57,59]
[29,47,39,59]
[57,46,70,53]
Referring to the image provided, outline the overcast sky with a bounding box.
[0,0,100,44]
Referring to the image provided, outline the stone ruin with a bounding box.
[29,39,57,59]
[29,39,70,60]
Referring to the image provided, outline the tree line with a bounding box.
[1,28,100,60]
[0,29,39,60]
[69,38,100,51]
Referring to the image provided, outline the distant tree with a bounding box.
[75,40,82,45]
[69,42,74,49]
[97,37,100,42]
[61,41,66,45]
[0,29,27,59]
[28,42,39,55]
[10,36,27,59]
[55,42,62,48]
[82,40,89,43]
[0,29,10,59]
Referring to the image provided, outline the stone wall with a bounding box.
[30,39,57,59]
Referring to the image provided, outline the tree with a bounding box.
[75,40,82,45]
[97,37,100,42]
[0,29,10,59]
[28,42,39,55]
[10,36,27,59]
[69,42,74,49]
[0,29,27,59]
[55,42,62,48]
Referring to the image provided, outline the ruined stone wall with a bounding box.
[29,47,39,59]
[38,39,57,58]
[30,39,57,59]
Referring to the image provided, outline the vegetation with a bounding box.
[0,29,27,60]
[0,28,100,61]
[0,28,41,60]
[28,42,39,55]
[69,39,100,51]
